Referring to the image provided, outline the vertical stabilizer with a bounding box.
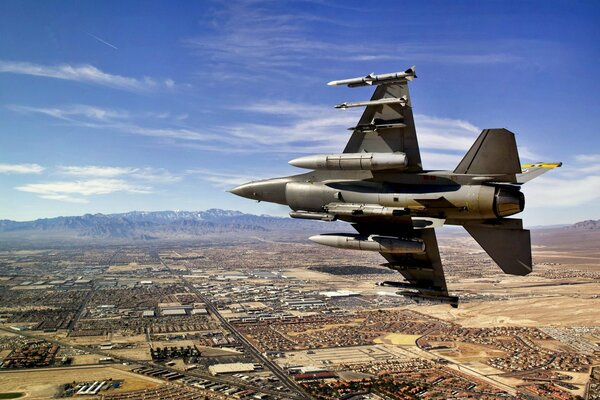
[454,129,522,175]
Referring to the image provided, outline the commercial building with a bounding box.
[319,290,360,298]
[208,363,256,375]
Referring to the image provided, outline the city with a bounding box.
[0,222,598,399]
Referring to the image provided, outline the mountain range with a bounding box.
[0,209,348,246]
[0,209,597,248]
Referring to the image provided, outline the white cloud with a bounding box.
[517,146,542,162]
[8,101,534,164]
[15,179,152,203]
[10,165,181,203]
[58,165,182,183]
[521,154,600,209]
[0,163,45,174]
[131,167,183,183]
[420,152,463,170]
[186,168,279,189]
[238,101,327,118]
[38,194,89,204]
[524,175,600,208]
[415,114,480,135]
[0,60,178,91]
[127,126,221,142]
[59,166,137,177]
[9,105,130,121]
[575,154,600,163]
[10,104,220,144]
[226,102,482,156]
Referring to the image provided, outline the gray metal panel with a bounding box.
[343,83,422,172]
[454,128,522,175]
[463,219,532,276]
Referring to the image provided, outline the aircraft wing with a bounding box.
[352,218,457,306]
[343,81,423,172]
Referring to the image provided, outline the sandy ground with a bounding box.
[374,333,421,346]
[0,365,161,399]
[410,296,600,327]
[107,347,152,361]
[70,354,103,365]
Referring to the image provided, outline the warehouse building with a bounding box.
[208,363,256,375]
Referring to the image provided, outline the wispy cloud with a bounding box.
[9,101,540,165]
[0,163,45,174]
[9,164,181,203]
[0,60,179,91]
[16,179,152,203]
[58,165,137,177]
[184,2,521,81]
[523,154,600,208]
[575,154,600,163]
[419,152,463,171]
[10,104,220,144]
[58,165,182,183]
[9,104,130,122]
[414,114,480,152]
[185,168,274,189]
[225,101,484,158]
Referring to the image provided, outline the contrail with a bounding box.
[87,33,118,50]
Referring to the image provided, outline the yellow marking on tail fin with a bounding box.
[521,162,562,169]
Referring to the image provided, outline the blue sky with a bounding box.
[0,0,599,225]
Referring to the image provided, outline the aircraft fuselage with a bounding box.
[230,170,525,223]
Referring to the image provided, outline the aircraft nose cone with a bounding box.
[228,178,289,204]
[228,183,255,199]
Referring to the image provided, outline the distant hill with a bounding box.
[571,219,600,230]
[0,209,348,247]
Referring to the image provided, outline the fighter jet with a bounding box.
[230,67,561,307]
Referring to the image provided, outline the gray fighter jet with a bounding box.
[230,67,561,307]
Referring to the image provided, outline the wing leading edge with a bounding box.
[343,80,423,172]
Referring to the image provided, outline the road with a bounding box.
[67,289,93,333]
[184,281,309,399]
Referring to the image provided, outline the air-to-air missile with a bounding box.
[230,66,561,307]
[327,66,417,87]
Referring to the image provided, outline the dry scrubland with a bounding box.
[0,366,161,399]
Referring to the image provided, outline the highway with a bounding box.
[184,281,309,399]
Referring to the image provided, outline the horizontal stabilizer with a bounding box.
[463,219,532,276]
[517,162,562,183]
[454,129,522,176]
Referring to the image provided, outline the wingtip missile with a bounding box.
[327,67,417,87]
